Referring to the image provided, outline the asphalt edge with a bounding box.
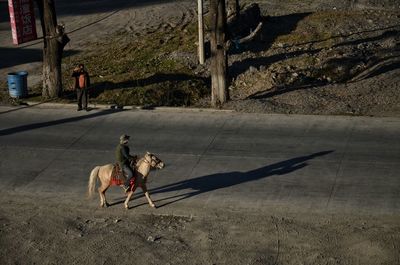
[15,101,237,113]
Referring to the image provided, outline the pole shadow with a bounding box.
[151,150,334,208]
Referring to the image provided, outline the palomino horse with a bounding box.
[88,152,165,209]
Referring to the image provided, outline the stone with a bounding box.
[249,66,258,73]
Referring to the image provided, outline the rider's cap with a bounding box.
[120,134,130,141]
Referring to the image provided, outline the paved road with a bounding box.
[0,105,399,214]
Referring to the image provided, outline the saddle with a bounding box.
[110,163,126,186]
[110,161,138,188]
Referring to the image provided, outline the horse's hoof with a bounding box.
[150,204,156,209]
[124,204,129,210]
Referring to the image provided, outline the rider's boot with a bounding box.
[123,183,130,193]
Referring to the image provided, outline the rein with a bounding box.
[143,158,152,164]
[142,156,160,167]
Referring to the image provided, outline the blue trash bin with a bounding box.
[8,71,28,98]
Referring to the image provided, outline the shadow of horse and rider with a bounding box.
[120,150,333,208]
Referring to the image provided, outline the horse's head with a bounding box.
[144,152,165,169]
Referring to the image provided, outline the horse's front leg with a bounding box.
[143,185,156,208]
[124,191,133,209]
[124,182,139,209]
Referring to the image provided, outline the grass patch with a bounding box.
[62,22,209,107]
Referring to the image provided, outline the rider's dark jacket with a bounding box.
[115,143,134,167]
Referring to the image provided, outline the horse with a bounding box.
[88,152,165,209]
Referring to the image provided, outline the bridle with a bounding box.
[143,155,161,168]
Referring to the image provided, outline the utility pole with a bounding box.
[197,0,205,64]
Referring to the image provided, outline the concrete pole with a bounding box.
[197,0,205,64]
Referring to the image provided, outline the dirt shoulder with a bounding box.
[0,191,399,265]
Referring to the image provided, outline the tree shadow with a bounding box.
[229,47,323,80]
[332,29,400,49]
[0,108,124,136]
[0,48,42,69]
[89,73,209,98]
[229,12,312,55]
[362,58,400,79]
[248,82,325,100]
[0,47,80,68]
[150,150,334,208]
[228,12,319,80]
[282,24,400,50]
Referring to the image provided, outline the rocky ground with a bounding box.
[203,1,400,116]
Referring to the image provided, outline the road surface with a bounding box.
[0,105,399,215]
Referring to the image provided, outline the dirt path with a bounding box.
[0,191,399,265]
[0,0,196,86]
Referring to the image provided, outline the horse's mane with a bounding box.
[136,153,154,168]
[136,157,145,167]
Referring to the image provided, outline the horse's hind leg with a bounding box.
[98,183,110,208]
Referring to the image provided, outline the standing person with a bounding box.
[115,134,137,193]
[71,64,90,111]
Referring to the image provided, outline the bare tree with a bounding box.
[210,0,228,107]
[35,0,69,98]
[208,1,263,108]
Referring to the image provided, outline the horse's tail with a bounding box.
[88,166,100,198]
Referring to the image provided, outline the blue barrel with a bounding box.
[7,71,28,98]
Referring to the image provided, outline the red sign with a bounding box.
[8,0,37,45]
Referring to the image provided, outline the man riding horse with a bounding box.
[115,134,137,192]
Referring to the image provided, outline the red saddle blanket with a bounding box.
[110,164,141,192]
[110,177,141,192]
[110,177,130,186]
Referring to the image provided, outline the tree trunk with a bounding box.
[35,0,69,98]
[210,0,228,107]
